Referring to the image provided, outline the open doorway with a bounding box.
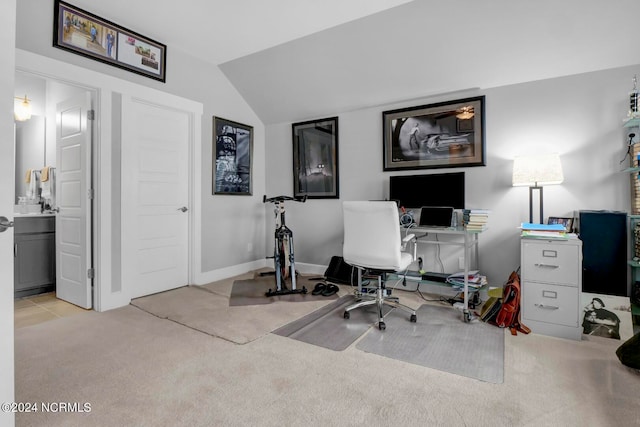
[13,70,95,314]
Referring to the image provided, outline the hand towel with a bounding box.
[41,168,54,200]
[26,170,37,199]
[25,169,32,183]
[41,166,50,182]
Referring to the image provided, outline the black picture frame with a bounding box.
[53,0,167,82]
[548,216,574,232]
[213,117,253,195]
[382,96,486,171]
[292,117,339,199]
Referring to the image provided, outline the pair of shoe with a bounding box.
[311,282,338,297]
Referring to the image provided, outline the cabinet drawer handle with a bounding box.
[534,263,559,269]
[535,303,559,310]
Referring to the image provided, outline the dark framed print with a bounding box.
[213,117,253,195]
[383,96,485,171]
[53,0,167,82]
[548,216,574,232]
[292,117,339,199]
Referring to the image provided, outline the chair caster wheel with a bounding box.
[302,286,307,294]
[410,314,417,323]
[343,311,350,319]
[379,321,386,330]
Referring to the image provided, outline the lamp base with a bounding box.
[529,186,544,224]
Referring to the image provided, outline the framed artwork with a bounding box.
[213,117,253,195]
[53,0,167,82]
[292,117,339,199]
[581,292,634,341]
[548,216,574,231]
[382,96,485,171]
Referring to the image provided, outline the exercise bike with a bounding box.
[261,195,307,297]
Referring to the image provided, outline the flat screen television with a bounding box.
[389,172,465,209]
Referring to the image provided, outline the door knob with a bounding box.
[0,216,14,233]
[178,207,188,212]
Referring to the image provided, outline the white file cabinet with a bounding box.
[520,237,583,340]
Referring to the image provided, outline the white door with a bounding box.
[55,93,92,309]
[121,96,190,299]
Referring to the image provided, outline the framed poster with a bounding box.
[213,117,253,195]
[292,117,339,199]
[53,0,167,82]
[581,292,633,341]
[383,96,485,171]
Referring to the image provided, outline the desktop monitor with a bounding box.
[389,172,465,209]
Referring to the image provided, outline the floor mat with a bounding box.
[356,304,505,383]
[222,275,336,306]
[272,295,392,351]
[131,286,336,344]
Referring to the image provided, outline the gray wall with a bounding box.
[15,0,268,275]
[266,65,637,288]
[13,0,640,291]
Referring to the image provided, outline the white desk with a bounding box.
[404,225,483,322]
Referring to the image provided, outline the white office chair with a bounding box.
[342,201,417,330]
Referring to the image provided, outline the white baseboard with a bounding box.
[194,259,268,285]
[294,262,327,276]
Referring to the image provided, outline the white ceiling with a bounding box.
[66,0,640,125]
[69,0,414,64]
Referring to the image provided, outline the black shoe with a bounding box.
[311,283,326,295]
[322,284,339,297]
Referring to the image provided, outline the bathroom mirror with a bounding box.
[14,115,46,204]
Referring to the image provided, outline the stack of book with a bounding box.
[480,296,502,323]
[520,222,571,239]
[462,209,490,231]
[445,270,487,290]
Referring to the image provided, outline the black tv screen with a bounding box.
[389,172,465,209]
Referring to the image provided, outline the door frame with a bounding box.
[16,49,203,311]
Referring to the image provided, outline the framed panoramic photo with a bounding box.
[382,96,485,171]
[53,0,167,82]
[213,117,253,195]
[292,117,339,199]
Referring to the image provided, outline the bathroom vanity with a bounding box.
[14,214,56,298]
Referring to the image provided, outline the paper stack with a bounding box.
[446,270,488,290]
[463,209,490,231]
[520,222,571,239]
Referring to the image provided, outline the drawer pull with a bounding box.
[535,303,559,310]
[534,263,559,269]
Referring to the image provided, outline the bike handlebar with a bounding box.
[263,195,307,203]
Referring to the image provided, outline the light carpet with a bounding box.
[13,273,640,427]
[357,304,505,383]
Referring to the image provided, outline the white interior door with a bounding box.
[55,93,92,309]
[121,96,190,299]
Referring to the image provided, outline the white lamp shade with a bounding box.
[512,153,564,187]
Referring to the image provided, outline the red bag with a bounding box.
[495,271,530,336]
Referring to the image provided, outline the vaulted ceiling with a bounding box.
[66,0,640,124]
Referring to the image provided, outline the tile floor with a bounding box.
[14,292,88,329]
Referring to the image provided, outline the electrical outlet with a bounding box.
[458,257,465,269]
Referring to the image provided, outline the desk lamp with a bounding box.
[512,153,564,223]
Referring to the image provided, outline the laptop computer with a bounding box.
[418,206,454,228]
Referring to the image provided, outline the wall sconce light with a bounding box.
[512,153,564,223]
[456,106,474,120]
[14,95,32,122]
